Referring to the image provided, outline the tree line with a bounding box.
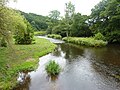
[45,0,120,43]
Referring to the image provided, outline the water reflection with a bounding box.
[60,43,84,61]
[16,41,120,90]
[13,72,31,90]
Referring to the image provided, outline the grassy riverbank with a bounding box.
[0,37,56,90]
[63,37,107,47]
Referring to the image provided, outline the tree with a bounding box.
[90,0,120,43]
[46,10,60,34]
[71,13,92,37]
[0,0,16,6]
[0,0,34,46]
[65,1,75,20]
[52,2,82,37]
[52,18,69,37]
[49,10,60,20]
[64,1,75,37]
[0,6,27,46]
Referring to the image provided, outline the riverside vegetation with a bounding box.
[63,37,107,47]
[47,34,62,39]
[34,31,47,36]
[0,37,56,90]
[45,60,61,76]
[47,33,107,47]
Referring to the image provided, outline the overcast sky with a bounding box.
[8,0,102,16]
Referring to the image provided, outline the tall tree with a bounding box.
[65,1,75,20]
[71,13,91,37]
[0,0,34,46]
[64,1,75,37]
[49,10,60,20]
[0,7,26,46]
[46,10,60,34]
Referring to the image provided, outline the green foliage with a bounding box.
[49,10,60,20]
[64,1,75,37]
[71,13,92,37]
[47,34,62,39]
[46,10,60,34]
[20,11,48,31]
[63,37,107,47]
[90,0,120,43]
[0,0,15,6]
[45,60,61,76]
[14,33,33,44]
[65,1,75,20]
[34,31,46,36]
[94,32,106,41]
[0,37,7,47]
[52,19,69,37]
[13,20,34,44]
[0,6,26,46]
[51,7,92,38]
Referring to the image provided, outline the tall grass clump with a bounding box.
[94,32,106,41]
[47,34,62,39]
[63,37,107,47]
[45,60,61,76]
[34,31,46,36]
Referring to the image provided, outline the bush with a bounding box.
[45,60,61,76]
[14,33,33,44]
[13,19,34,45]
[94,32,105,41]
[34,31,46,36]
[0,37,7,47]
[47,34,62,39]
[63,37,107,47]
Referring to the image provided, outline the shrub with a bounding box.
[62,37,107,47]
[34,31,46,36]
[45,60,61,76]
[47,34,62,39]
[0,37,7,47]
[94,32,105,41]
[14,33,34,44]
[13,19,34,45]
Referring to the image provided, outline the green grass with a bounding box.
[63,37,107,47]
[47,34,62,39]
[45,60,61,76]
[34,31,46,36]
[0,37,56,90]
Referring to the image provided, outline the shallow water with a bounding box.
[14,37,120,90]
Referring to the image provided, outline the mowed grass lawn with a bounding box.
[0,37,56,90]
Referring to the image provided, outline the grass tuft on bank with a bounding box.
[63,37,107,47]
[34,31,47,36]
[0,37,56,90]
[47,34,62,39]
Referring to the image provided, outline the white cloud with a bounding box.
[8,0,102,16]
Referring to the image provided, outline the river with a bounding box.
[14,36,120,90]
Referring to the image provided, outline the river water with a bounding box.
[14,36,120,90]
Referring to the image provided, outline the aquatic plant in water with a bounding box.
[45,60,61,76]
